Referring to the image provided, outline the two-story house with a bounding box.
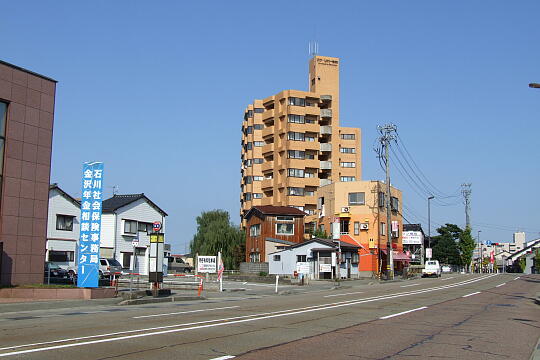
[46,187,168,275]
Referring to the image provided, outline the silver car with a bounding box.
[99,258,122,278]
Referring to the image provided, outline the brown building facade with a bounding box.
[0,60,56,285]
[240,56,361,227]
[244,206,305,263]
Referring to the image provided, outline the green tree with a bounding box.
[311,228,329,239]
[458,227,476,272]
[535,249,540,272]
[432,224,462,266]
[189,210,245,270]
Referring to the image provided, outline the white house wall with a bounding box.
[47,189,80,241]
[100,213,115,249]
[268,242,333,276]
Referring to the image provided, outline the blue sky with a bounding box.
[3,1,539,252]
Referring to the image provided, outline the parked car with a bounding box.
[99,258,122,278]
[422,260,442,277]
[44,263,68,279]
[167,255,193,273]
[441,265,452,273]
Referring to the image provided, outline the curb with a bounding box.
[118,296,205,306]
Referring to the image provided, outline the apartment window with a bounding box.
[245,176,253,184]
[378,192,386,207]
[340,176,356,182]
[253,193,263,199]
[244,159,252,167]
[340,134,355,140]
[124,220,137,234]
[254,108,264,113]
[305,190,315,196]
[351,252,359,263]
[354,222,360,235]
[380,222,386,236]
[249,224,261,237]
[276,216,294,221]
[254,124,264,130]
[340,162,355,168]
[49,250,74,262]
[56,215,75,231]
[391,197,399,212]
[253,176,263,181]
[138,222,152,233]
[305,117,316,124]
[288,114,305,124]
[340,147,356,153]
[287,187,304,196]
[247,110,253,118]
[288,132,305,141]
[297,255,307,262]
[250,252,260,262]
[246,126,253,134]
[254,141,264,147]
[305,152,315,159]
[288,150,305,159]
[304,171,315,178]
[246,142,253,150]
[288,97,305,106]
[304,209,315,215]
[273,255,281,261]
[253,158,263,164]
[305,135,316,142]
[276,223,294,235]
[245,193,252,201]
[288,168,305,178]
[348,192,365,205]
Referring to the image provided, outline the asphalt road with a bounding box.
[0,274,537,360]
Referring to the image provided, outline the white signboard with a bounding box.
[403,231,423,245]
[197,256,217,273]
[319,263,332,273]
[296,262,310,274]
[426,248,432,259]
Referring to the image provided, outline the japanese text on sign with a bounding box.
[197,256,217,273]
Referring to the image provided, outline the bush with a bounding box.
[259,271,268,277]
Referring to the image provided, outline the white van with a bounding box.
[422,260,441,277]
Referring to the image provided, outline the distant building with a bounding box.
[0,60,56,285]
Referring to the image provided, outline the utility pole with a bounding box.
[461,183,472,229]
[427,196,434,259]
[377,124,397,280]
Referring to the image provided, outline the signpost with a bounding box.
[149,232,164,296]
[77,162,104,288]
[426,248,432,260]
[197,256,217,273]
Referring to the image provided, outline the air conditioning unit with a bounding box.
[360,223,369,230]
[341,207,350,213]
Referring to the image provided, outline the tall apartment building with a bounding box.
[240,56,361,226]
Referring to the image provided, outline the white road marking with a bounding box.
[462,291,481,298]
[324,291,364,298]
[400,283,420,288]
[495,283,506,288]
[514,277,520,280]
[209,356,235,360]
[380,306,427,319]
[133,306,240,319]
[442,277,455,281]
[0,274,497,357]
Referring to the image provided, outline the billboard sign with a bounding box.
[426,248,432,259]
[296,262,310,274]
[197,256,217,273]
[402,231,423,245]
[77,162,104,288]
[319,263,332,273]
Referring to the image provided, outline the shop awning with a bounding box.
[381,250,411,262]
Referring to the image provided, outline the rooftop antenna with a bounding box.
[309,40,319,57]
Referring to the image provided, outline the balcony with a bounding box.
[262,109,274,121]
[320,109,332,118]
[320,126,332,135]
[262,125,274,139]
[287,122,319,134]
[287,176,319,188]
[286,140,319,152]
[287,158,319,169]
[262,143,274,155]
[320,143,332,152]
[319,161,332,170]
[261,160,274,173]
[320,179,332,187]
[261,178,273,190]
[321,95,332,102]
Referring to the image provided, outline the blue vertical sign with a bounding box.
[77,162,104,288]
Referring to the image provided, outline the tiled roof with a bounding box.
[102,194,168,216]
[247,205,306,217]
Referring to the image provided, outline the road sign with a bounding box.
[486,240,492,246]
[152,221,162,232]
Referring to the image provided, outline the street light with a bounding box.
[478,230,482,273]
[427,196,435,252]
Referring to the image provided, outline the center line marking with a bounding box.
[442,277,454,281]
[462,291,481,298]
[400,283,419,288]
[495,283,506,288]
[324,291,364,298]
[133,306,240,319]
[209,356,235,360]
[380,306,427,319]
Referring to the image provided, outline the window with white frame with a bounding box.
[276,223,294,235]
[287,187,304,196]
[287,168,305,178]
[288,97,305,106]
[380,222,386,236]
[254,141,264,147]
[340,176,356,182]
[288,132,305,141]
[252,193,263,199]
[340,134,355,140]
[56,215,74,231]
[250,224,261,237]
[340,162,355,168]
[276,216,294,221]
[273,254,281,261]
[340,147,356,153]
[288,114,305,124]
[288,150,305,159]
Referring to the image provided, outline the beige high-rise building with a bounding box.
[240,55,361,227]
